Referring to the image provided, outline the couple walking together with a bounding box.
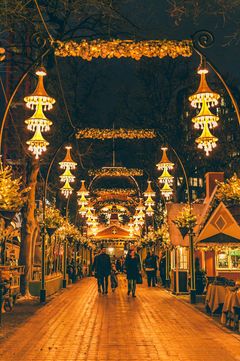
[92,246,141,297]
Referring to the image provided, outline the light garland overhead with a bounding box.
[89,167,143,177]
[94,188,136,196]
[59,146,77,198]
[55,39,192,60]
[24,67,55,159]
[76,128,156,139]
[189,62,220,156]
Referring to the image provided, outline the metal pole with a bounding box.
[165,248,170,288]
[189,228,196,303]
[62,240,67,288]
[40,228,46,302]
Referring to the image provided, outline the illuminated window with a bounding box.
[179,247,188,269]
[216,249,240,269]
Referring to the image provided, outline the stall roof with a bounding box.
[196,202,240,245]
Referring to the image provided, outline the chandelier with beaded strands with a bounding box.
[156,147,174,200]
[59,146,77,198]
[133,198,145,229]
[143,180,156,216]
[189,59,220,155]
[77,180,89,216]
[24,67,55,159]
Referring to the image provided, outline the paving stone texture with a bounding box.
[0,277,240,361]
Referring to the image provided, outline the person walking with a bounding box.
[159,253,166,287]
[144,251,157,287]
[125,248,141,297]
[92,251,101,293]
[110,262,118,292]
[94,246,111,294]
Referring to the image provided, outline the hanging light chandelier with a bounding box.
[192,98,219,130]
[77,180,89,217]
[77,180,89,197]
[189,66,220,108]
[24,67,55,159]
[195,121,218,156]
[156,147,174,201]
[59,146,77,198]
[160,182,173,200]
[24,67,55,110]
[144,180,156,198]
[156,147,174,171]
[26,125,49,159]
[189,60,220,156]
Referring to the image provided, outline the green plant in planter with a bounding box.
[0,163,29,211]
[44,206,64,229]
[216,173,240,205]
[173,205,197,234]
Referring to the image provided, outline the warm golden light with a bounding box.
[192,98,219,129]
[189,67,220,108]
[195,121,218,156]
[77,180,89,197]
[146,205,154,216]
[156,147,174,170]
[25,103,52,132]
[144,180,156,198]
[158,167,174,184]
[59,146,77,170]
[59,146,77,198]
[60,179,73,198]
[160,182,173,200]
[24,67,56,110]
[59,167,75,183]
[26,125,49,159]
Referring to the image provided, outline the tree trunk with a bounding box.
[19,158,39,296]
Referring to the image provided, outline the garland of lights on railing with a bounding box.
[55,39,193,60]
[76,128,156,139]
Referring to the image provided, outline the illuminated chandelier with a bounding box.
[59,146,77,198]
[77,180,89,217]
[133,198,145,227]
[160,182,173,200]
[86,202,95,224]
[189,66,220,108]
[143,180,155,216]
[24,67,55,159]
[195,121,218,156]
[156,147,174,201]
[189,61,220,155]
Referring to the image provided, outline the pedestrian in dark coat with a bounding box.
[125,249,141,297]
[94,247,111,294]
[92,251,101,292]
[144,251,157,287]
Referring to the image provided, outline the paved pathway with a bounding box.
[0,277,240,361]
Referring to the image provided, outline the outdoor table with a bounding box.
[221,287,240,329]
[205,284,226,314]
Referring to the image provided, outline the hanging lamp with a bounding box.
[160,182,173,201]
[189,64,220,108]
[195,121,218,156]
[24,67,56,110]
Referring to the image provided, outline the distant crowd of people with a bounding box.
[92,246,166,297]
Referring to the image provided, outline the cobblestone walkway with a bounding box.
[0,277,240,361]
